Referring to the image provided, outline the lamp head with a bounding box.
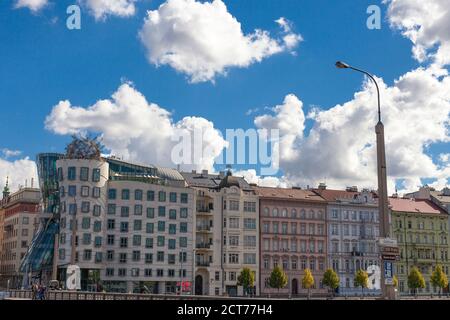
[335,61,350,69]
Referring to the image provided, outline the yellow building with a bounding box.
[390,197,450,295]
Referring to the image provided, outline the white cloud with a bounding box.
[139,0,302,83]
[439,153,450,163]
[233,169,289,188]
[45,82,227,172]
[0,156,38,193]
[14,0,48,11]
[385,0,450,66]
[79,0,138,20]
[1,149,22,158]
[254,66,450,194]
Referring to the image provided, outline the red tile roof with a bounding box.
[389,197,447,215]
[312,189,359,201]
[254,187,326,202]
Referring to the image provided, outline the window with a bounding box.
[168,239,176,249]
[146,207,155,218]
[83,249,92,261]
[180,208,188,218]
[181,193,188,203]
[229,253,239,264]
[120,237,128,248]
[80,167,89,181]
[118,269,126,277]
[169,224,177,235]
[106,251,114,261]
[331,224,339,235]
[108,189,116,200]
[107,219,115,230]
[229,200,239,211]
[59,186,65,198]
[93,205,101,216]
[107,235,114,245]
[119,253,127,263]
[147,190,155,201]
[244,235,256,247]
[158,191,166,202]
[229,235,239,246]
[93,221,101,232]
[68,186,77,197]
[157,236,165,247]
[92,187,100,198]
[92,168,100,182]
[122,189,130,200]
[229,218,239,228]
[134,220,142,231]
[263,222,269,233]
[244,253,256,264]
[121,206,129,217]
[133,235,141,246]
[169,192,177,203]
[244,218,256,230]
[132,250,141,261]
[135,189,143,201]
[106,268,114,277]
[273,222,279,234]
[158,206,166,217]
[82,217,91,229]
[120,222,129,232]
[81,186,89,197]
[243,202,256,212]
[156,269,164,277]
[180,222,188,233]
[95,252,102,263]
[145,238,153,248]
[57,167,64,181]
[282,223,288,234]
[169,209,177,220]
[82,233,91,245]
[68,167,76,180]
[157,251,164,262]
[158,221,165,232]
[180,237,187,248]
[81,201,90,213]
[134,205,143,216]
[146,223,154,233]
[145,253,153,264]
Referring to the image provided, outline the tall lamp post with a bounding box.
[335,61,395,300]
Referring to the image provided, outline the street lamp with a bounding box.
[335,61,395,300]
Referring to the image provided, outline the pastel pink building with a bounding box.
[255,187,328,297]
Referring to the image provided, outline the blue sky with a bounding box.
[0,0,449,192]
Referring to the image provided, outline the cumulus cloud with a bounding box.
[385,0,450,66]
[79,0,138,20]
[234,169,289,188]
[14,0,48,11]
[254,66,450,194]
[0,156,38,193]
[139,0,302,83]
[1,149,22,158]
[45,82,227,172]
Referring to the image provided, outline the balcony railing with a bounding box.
[196,225,212,232]
[196,243,212,249]
[196,261,210,267]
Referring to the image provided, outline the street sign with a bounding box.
[382,254,400,261]
[379,238,398,247]
[381,246,400,255]
[384,261,393,278]
[385,278,394,285]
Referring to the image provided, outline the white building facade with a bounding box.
[314,186,381,296]
[182,171,260,297]
[56,156,195,293]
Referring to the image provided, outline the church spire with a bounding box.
[3,176,10,199]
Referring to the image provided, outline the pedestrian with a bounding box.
[31,283,37,300]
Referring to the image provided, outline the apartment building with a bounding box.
[255,186,328,297]
[0,186,40,288]
[390,196,450,295]
[313,185,381,296]
[181,170,259,297]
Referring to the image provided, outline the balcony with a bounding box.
[196,261,210,267]
[196,225,212,232]
[196,243,212,250]
[351,250,364,257]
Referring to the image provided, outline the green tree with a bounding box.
[408,266,425,296]
[237,267,255,296]
[322,269,340,297]
[431,265,448,297]
[269,266,288,294]
[354,269,369,297]
[302,268,315,300]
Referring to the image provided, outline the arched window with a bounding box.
[291,209,297,218]
[281,208,288,217]
[272,208,279,217]
[263,207,269,217]
[300,210,306,219]
[309,210,315,219]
